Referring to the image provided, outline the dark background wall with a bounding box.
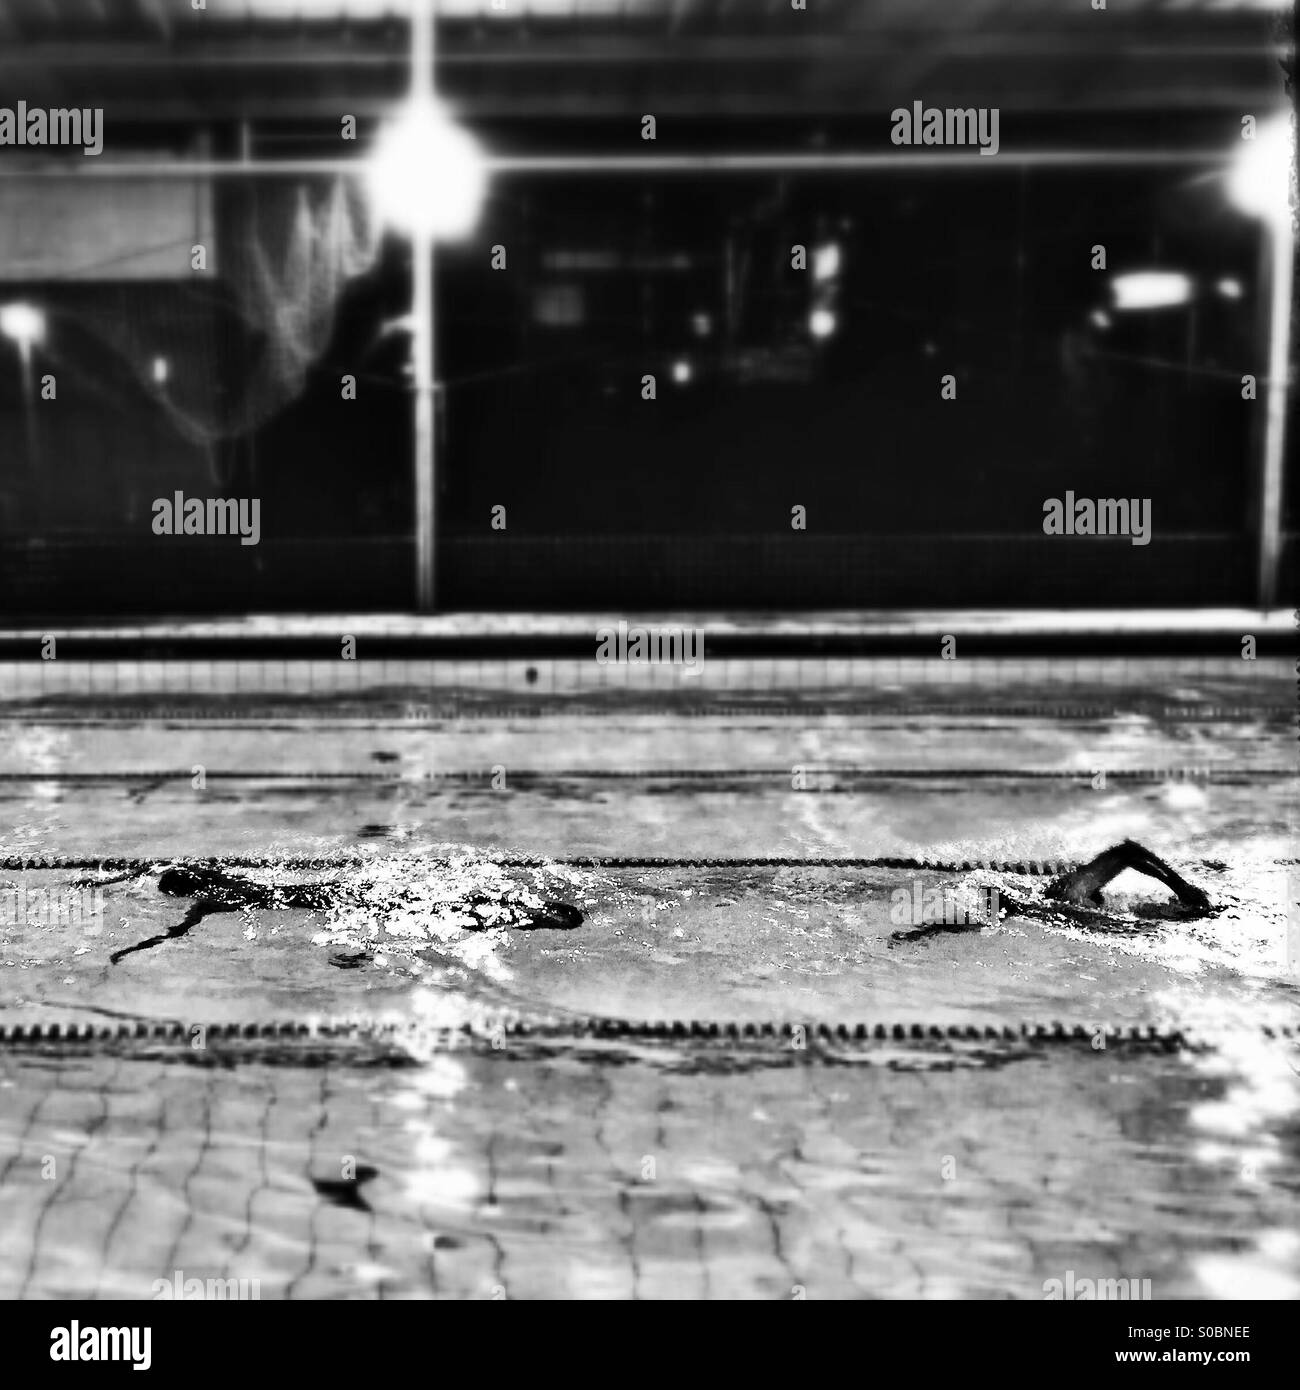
[0,0,1291,616]
[2,155,1291,615]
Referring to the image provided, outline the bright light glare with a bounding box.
[368,97,487,239]
[691,312,712,337]
[1110,272,1193,311]
[1216,278,1243,300]
[809,307,837,338]
[812,242,841,282]
[1227,113,1293,224]
[1089,309,1111,330]
[152,356,169,385]
[0,302,45,347]
[671,359,692,384]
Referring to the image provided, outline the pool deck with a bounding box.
[2,608,1293,638]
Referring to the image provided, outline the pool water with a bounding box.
[1,661,1296,1299]
[3,1029,1298,1300]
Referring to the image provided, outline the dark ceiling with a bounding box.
[0,0,1290,124]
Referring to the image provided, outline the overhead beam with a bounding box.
[0,147,1235,179]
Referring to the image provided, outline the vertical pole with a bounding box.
[412,0,437,611]
[1257,219,1293,608]
[1015,166,1026,371]
[18,343,36,526]
[414,230,435,610]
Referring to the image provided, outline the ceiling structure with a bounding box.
[0,0,1289,125]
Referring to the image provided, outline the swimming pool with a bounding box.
[1,655,1296,1299]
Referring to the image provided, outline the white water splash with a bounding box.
[291,848,602,977]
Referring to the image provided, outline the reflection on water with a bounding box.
[1185,1031,1300,1300]
[1,1038,1296,1300]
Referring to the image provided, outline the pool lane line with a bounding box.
[0,767,1291,784]
[20,851,1288,876]
[2,853,1083,875]
[0,1017,1293,1063]
[2,704,1291,724]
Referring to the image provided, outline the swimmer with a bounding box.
[107,862,583,964]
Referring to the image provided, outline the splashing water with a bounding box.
[951,838,1291,983]
[297,849,602,978]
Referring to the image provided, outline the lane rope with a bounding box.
[1,704,1289,724]
[0,767,1289,782]
[1,853,1083,874]
[0,1016,1294,1063]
